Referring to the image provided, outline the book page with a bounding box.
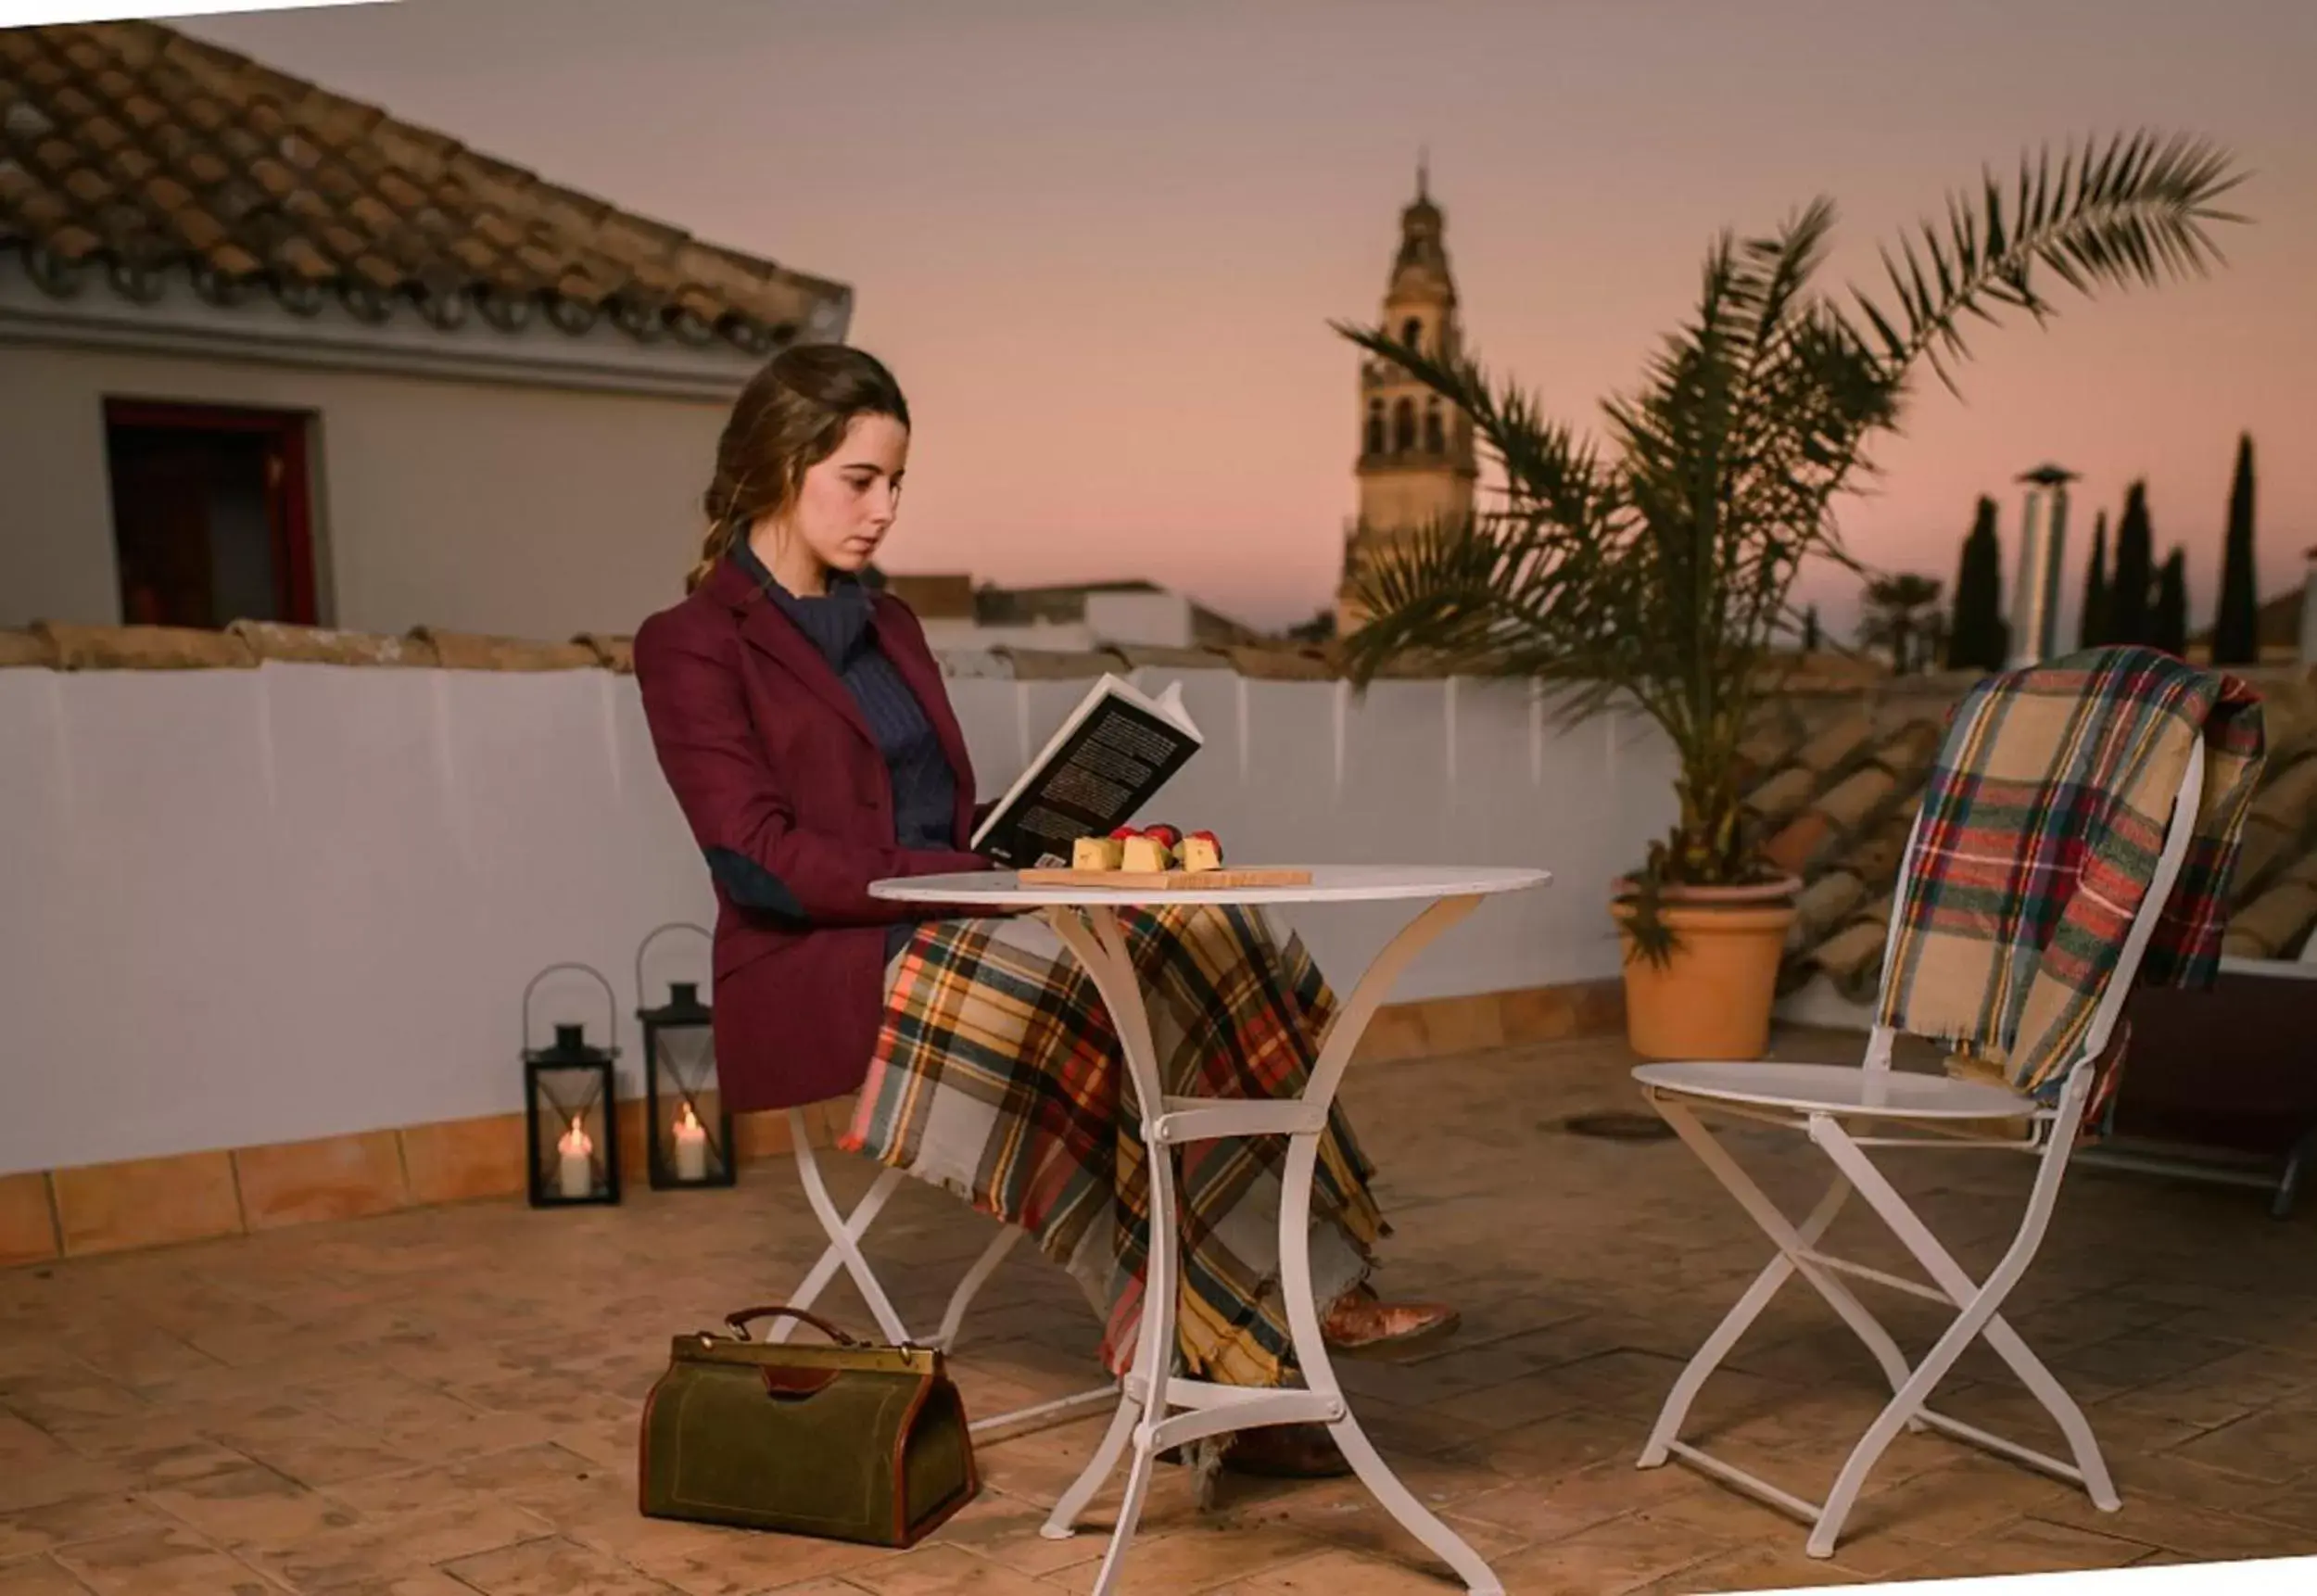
[971,676,1203,867]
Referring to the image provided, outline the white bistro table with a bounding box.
[869,864,1550,1596]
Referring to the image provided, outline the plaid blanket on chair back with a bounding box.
[1874,646,2265,1110]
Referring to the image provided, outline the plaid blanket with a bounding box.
[1877,647,2265,1108]
[841,903,1386,1387]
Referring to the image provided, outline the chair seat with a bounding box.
[1632,1061,2037,1121]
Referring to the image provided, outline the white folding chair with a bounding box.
[766,1107,1119,1441]
[1629,734,2209,1559]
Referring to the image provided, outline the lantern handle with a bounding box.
[634,921,712,1010]
[520,961,619,1056]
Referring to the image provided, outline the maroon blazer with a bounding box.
[632,558,992,1112]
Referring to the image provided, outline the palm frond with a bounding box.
[1847,130,2247,395]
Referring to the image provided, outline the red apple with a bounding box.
[1145,823,1183,848]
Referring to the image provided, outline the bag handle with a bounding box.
[723,1305,862,1346]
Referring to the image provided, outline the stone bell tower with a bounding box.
[1336,157,1479,634]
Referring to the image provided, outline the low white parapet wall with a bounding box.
[0,645,1675,1176]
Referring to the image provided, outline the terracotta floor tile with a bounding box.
[1631,1540,1865,1591]
[304,1575,477,1596]
[2243,1475,2317,1537]
[436,1534,682,1594]
[0,1555,101,1594]
[1483,1513,1725,1596]
[247,1501,552,1591]
[0,1411,78,1470]
[535,1476,891,1594]
[192,1406,423,1490]
[0,1498,177,1564]
[1,1029,2312,1591]
[46,1414,253,1491]
[5,1380,153,1439]
[323,1443,601,1521]
[138,1463,364,1553]
[1043,1518,1325,1595]
[0,1455,135,1517]
[919,1491,1102,1578]
[2167,1402,2317,1485]
[1189,1545,1439,1595]
[1884,1514,2156,1578]
[1832,1456,2076,1548]
[52,1525,287,1595]
[842,1542,1070,1595]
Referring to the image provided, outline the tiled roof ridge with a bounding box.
[0,19,845,351]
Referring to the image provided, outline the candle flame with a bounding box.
[677,1103,701,1133]
[557,1115,592,1157]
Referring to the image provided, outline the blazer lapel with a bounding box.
[873,594,976,808]
[712,564,877,750]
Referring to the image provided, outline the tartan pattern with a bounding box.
[841,903,1386,1387]
[1876,647,2265,1104]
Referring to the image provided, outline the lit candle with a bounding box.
[674,1103,709,1182]
[557,1116,593,1199]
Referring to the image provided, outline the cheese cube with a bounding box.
[1073,836,1124,871]
[1120,834,1172,872]
[1179,832,1222,872]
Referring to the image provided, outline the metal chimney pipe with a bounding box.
[2008,462,2079,668]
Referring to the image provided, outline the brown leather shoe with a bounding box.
[1321,1283,1462,1357]
[1219,1422,1351,1478]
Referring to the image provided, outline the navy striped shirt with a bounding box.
[727,542,956,960]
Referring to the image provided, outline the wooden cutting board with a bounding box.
[1017,867,1312,890]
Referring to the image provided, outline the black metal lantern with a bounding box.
[522,962,622,1208]
[637,923,732,1189]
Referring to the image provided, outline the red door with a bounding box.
[103,399,319,627]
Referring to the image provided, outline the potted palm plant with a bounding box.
[1334,132,2246,1060]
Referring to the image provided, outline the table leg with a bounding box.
[1035,904,1184,1596]
[1037,896,1504,1596]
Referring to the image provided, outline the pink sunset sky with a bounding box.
[185,0,2317,640]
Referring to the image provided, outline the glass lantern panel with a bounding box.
[653,1027,727,1181]
[532,1066,610,1199]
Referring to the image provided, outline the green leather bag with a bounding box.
[639,1304,980,1547]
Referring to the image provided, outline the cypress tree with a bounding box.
[2079,511,2110,649]
[2154,548,2189,656]
[2110,480,2156,644]
[1946,495,2008,671]
[2212,433,2260,665]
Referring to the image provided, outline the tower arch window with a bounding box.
[1400,316,1423,352]
[1424,399,1445,455]
[1392,397,1416,453]
[1363,399,1386,456]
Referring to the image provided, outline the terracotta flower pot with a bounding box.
[1610,875,1802,1061]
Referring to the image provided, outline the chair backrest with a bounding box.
[1858,700,2209,1091]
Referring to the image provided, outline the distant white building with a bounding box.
[875,573,1260,653]
[0,19,849,640]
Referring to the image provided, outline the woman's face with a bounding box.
[789,412,909,574]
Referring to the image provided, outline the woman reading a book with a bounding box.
[632,345,1457,1480]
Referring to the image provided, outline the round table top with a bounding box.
[869,863,1551,908]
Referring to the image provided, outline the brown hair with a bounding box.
[685,344,912,594]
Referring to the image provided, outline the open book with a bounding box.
[969,673,1203,868]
